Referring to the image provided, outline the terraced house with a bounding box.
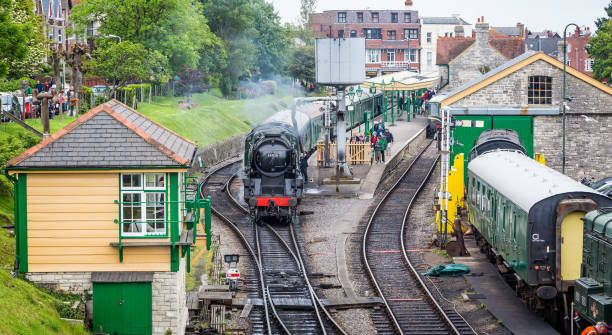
[5,100,204,335]
[310,0,421,77]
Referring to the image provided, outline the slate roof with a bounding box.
[6,99,197,169]
[491,26,522,36]
[526,37,559,57]
[420,17,470,25]
[92,272,154,283]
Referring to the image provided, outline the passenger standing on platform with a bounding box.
[371,133,379,163]
[581,322,608,335]
[378,134,387,163]
[385,129,394,146]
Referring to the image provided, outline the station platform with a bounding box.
[454,237,560,335]
[304,115,428,198]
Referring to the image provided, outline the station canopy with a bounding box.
[364,70,440,91]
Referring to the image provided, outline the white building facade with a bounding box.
[419,16,472,73]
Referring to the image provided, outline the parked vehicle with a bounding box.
[1,93,22,121]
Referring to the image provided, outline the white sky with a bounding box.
[270,0,610,34]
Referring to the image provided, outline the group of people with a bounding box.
[28,80,77,118]
[351,122,394,164]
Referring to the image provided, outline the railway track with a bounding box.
[200,160,346,335]
[362,141,475,335]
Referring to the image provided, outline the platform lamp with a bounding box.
[381,79,388,123]
[347,87,355,138]
[562,23,580,175]
[368,83,377,134]
[356,85,363,134]
[390,77,396,126]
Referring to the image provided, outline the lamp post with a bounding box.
[347,87,355,138]
[106,34,122,43]
[368,83,376,135]
[390,77,396,126]
[562,23,579,174]
[381,79,388,122]
[356,85,363,134]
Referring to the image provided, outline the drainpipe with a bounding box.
[3,169,19,276]
[439,64,450,89]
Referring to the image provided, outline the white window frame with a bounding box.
[405,49,418,63]
[427,52,432,66]
[121,173,167,237]
[386,50,395,62]
[585,58,594,72]
[427,32,432,43]
[366,49,381,63]
[338,12,346,23]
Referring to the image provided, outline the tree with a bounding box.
[595,1,612,29]
[251,0,290,79]
[299,0,316,29]
[71,0,219,74]
[90,41,167,95]
[0,0,36,78]
[588,4,612,81]
[287,45,315,84]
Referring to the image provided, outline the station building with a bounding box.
[429,51,612,181]
[5,99,201,335]
[310,0,421,77]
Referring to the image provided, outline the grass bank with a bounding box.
[0,228,88,335]
[137,89,294,146]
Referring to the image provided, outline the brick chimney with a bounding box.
[517,22,525,37]
[454,24,465,38]
[474,16,489,44]
[405,0,413,8]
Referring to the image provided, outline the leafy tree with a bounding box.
[0,0,36,78]
[201,0,290,95]
[251,0,290,79]
[71,0,220,74]
[588,5,612,80]
[595,1,612,29]
[90,41,168,94]
[299,0,316,29]
[287,45,315,84]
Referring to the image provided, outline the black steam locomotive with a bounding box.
[242,108,323,222]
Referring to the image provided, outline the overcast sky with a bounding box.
[270,0,610,34]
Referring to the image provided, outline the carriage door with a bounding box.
[561,211,585,281]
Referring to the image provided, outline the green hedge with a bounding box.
[0,77,37,92]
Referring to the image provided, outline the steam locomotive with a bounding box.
[242,107,323,222]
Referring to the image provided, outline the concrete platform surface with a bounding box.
[305,116,428,198]
[455,237,559,335]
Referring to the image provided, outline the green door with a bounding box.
[492,116,534,158]
[451,115,493,178]
[93,282,153,335]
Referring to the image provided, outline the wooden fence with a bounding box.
[316,141,372,165]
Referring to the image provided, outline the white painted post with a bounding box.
[149,85,152,104]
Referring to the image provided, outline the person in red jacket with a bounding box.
[581,322,608,335]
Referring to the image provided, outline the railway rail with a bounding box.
[199,160,346,335]
[362,141,475,335]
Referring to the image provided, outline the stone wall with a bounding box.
[26,272,92,293]
[153,259,187,335]
[26,261,188,335]
[449,44,507,90]
[448,58,612,180]
[194,134,245,168]
[533,114,612,181]
[452,59,612,113]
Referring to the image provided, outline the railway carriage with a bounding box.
[575,208,612,326]
[466,131,612,328]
